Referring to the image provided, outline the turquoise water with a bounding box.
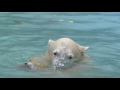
[0,12,120,78]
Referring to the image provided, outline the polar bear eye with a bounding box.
[68,55,72,59]
[54,52,57,55]
[53,50,59,56]
[53,51,58,56]
[68,54,74,59]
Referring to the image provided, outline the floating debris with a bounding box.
[30,57,34,62]
[59,19,64,22]
[36,62,45,67]
[14,20,22,25]
[47,19,53,22]
[29,57,45,67]
[69,20,74,23]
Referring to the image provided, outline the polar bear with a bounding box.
[20,38,89,70]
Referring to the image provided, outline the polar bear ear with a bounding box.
[76,43,89,52]
[48,39,55,46]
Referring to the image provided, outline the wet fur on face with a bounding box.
[52,43,74,69]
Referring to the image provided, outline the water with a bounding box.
[0,12,120,78]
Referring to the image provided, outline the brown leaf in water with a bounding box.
[14,21,22,25]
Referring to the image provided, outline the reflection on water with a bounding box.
[0,12,120,78]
